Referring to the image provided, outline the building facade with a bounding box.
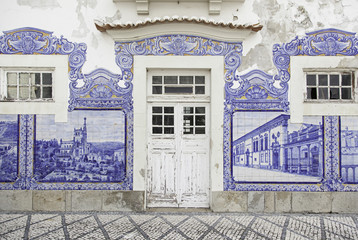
[1,0,358,212]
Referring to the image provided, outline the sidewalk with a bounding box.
[1,211,358,239]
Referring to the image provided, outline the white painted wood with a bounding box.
[133,56,223,193]
[147,102,210,208]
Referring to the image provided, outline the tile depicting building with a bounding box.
[232,111,323,182]
[340,116,358,183]
[34,111,126,183]
[0,115,18,182]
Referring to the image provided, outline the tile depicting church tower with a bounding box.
[34,111,126,183]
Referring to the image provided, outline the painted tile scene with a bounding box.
[340,116,358,183]
[232,111,323,183]
[34,111,126,183]
[0,115,18,182]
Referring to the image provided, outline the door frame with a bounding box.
[146,69,211,208]
[132,56,225,210]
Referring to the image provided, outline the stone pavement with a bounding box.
[1,211,358,240]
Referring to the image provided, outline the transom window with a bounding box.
[1,70,53,101]
[152,75,205,95]
[305,72,354,101]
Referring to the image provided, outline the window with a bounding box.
[152,106,174,134]
[2,70,53,101]
[305,71,353,101]
[151,75,206,95]
[183,106,206,135]
[290,56,358,123]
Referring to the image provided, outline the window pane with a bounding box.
[341,88,352,99]
[30,73,37,85]
[164,86,193,94]
[164,107,174,113]
[164,76,178,84]
[19,86,29,99]
[183,115,194,126]
[195,86,205,94]
[195,107,205,113]
[183,127,193,134]
[19,73,29,85]
[30,86,41,99]
[164,115,174,126]
[195,115,205,126]
[43,87,52,98]
[35,73,41,84]
[330,88,339,99]
[152,115,162,125]
[7,86,17,99]
[179,76,193,84]
[195,127,205,134]
[330,75,339,86]
[306,75,316,86]
[318,88,328,99]
[7,73,17,85]
[152,86,162,94]
[318,75,328,86]
[164,127,174,134]
[152,76,162,84]
[152,107,162,113]
[307,88,317,99]
[184,107,193,114]
[342,75,352,86]
[195,76,205,84]
[43,73,52,85]
[152,127,162,134]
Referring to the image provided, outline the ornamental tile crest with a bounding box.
[115,35,243,83]
[0,27,87,82]
[68,68,133,111]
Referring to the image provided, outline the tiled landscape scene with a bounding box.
[0,115,18,182]
[34,111,126,183]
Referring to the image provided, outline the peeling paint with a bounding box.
[139,168,145,178]
[17,0,60,9]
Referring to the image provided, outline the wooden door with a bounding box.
[147,103,210,208]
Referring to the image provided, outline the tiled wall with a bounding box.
[1,27,358,192]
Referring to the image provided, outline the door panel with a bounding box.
[147,103,209,208]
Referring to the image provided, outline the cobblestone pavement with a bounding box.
[1,211,358,240]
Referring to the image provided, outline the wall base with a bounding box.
[211,191,358,213]
[0,190,144,212]
[1,190,358,213]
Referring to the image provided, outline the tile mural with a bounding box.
[232,111,324,183]
[34,111,126,183]
[0,115,18,182]
[340,116,358,183]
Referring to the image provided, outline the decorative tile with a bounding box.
[0,115,19,187]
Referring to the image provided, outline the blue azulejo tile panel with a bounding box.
[0,115,19,182]
[340,116,358,183]
[34,110,126,183]
[231,111,324,184]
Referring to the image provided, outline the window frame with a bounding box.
[304,70,355,102]
[1,68,55,102]
[0,55,69,122]
[289,55,358,123]
[147,69,211,102]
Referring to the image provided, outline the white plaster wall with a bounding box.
[1,0,358,75]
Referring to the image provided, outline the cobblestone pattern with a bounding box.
[1,212,358,239]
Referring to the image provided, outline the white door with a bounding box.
[147,103,210,208]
